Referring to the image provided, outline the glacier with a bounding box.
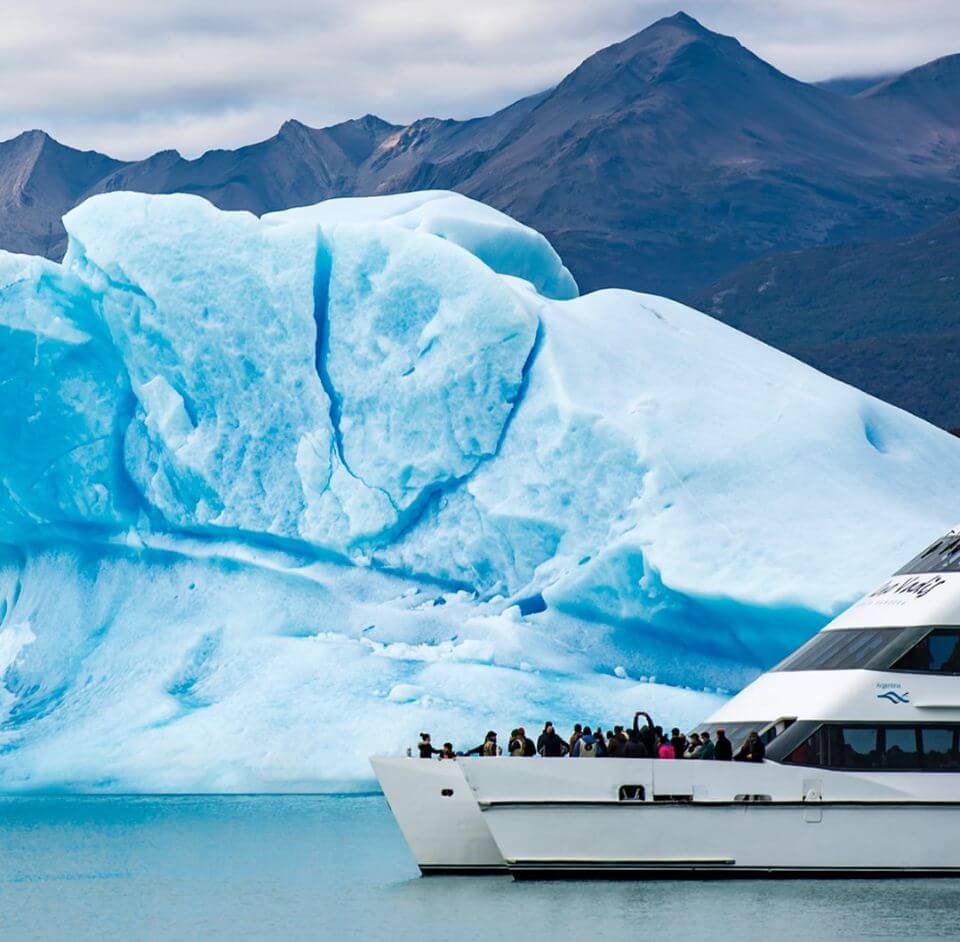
[1,188,959,790]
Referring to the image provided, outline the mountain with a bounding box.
[816,75,894,95]
[5,12,960,283]
[860,53,960,126]
[0,130,125,257]
[2,12,960,423]
[96,115,401,214]
[429,15,960,297]
[693,210,960,430]
[0,117,403,259]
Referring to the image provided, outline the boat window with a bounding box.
[882,726,921,769]
[772,723,960,771]
[893,629,960,674]
[829,726,880,769]
[774,628,910,671]
[921,728,960,770]
[618,785,646,802]
[774,626,955,673]
[761,717,795,744]
[896,533,960,574]
[782,728,826,767]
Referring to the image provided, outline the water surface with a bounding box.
[0,795,956,941]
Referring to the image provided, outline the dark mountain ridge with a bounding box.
[695,210,960,429]
[4,13,959,269]
[3,12,960,426]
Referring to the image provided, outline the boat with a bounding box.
[372,527,960,878]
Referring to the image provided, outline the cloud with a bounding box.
[1,1,959,159]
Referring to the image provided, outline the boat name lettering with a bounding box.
[868,575,946,600]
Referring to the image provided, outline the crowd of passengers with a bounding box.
[416,712,768,762]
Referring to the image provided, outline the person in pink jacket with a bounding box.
[657,735,676,759]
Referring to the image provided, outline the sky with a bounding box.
[2,0,960,160]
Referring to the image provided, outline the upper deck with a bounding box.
[700,529,960,768]
[830,529,960,629]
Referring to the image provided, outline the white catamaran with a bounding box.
[372,528,960,878]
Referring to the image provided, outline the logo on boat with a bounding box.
[867,575,946,601]
[877,690,910,704]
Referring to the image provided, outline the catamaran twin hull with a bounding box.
[373,527,960,879]
[373,754,960,878]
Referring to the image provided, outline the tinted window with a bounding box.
[893,629,960,674]
[897,534,960,574]
[883,726,920,769]
[921,728,960,770]
[775,628,907,671]
[784,729,824,767]
[930,632,960,671]
[829,727,880,768]
[773,724,960,771]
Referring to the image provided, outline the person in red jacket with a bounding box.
[657,734,676,759]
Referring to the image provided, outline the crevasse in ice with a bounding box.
[0,189,958,790]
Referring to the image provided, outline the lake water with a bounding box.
[0,795,957,941]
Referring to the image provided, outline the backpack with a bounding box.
[578,739,597,758]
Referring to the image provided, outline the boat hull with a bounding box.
[494,803,960,879]
[370,757,505,874]
[460,758,960,879]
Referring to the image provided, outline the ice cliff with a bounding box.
[1,189,958,790]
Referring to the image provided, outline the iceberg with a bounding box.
[0,190,958,790]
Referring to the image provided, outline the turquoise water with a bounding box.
[0,795,957,941]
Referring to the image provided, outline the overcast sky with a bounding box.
[3,0,960,159]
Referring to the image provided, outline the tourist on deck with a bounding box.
[622,729,650,758]
[657,735,676,759]
[697,731,716,760]
[465,731,502,756]
[671,727,688,759]
[633,711,657,756]
[508,729,525,756]
[684,732,702,758]
[735,731,766,763]
[714,729,733,761]
[573,726,601,757]
[607,729,625,757]
[417,733,441,758]
[518,727,536,757]
[439,742,456,760]
[568,723,583,755]
[537,722,569,757]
